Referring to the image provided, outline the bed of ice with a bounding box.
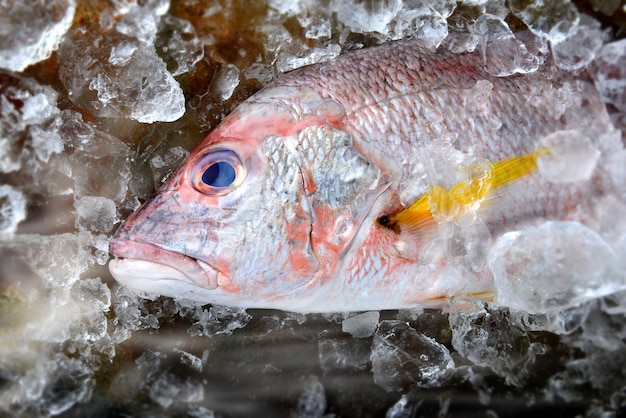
[1,0,626,416]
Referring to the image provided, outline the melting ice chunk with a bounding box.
[0,0,76,71]
[9,234,91,303]
[449,303,548,386]
[333,0,402,34]
[508,0,579,39]
[210,63,241,102]
[58,26,185,123]
[185,304,252,337]
[589,0,622,16]
[550,19,604,71]
[298,15,332,40]
[0,185,27,237]
[371,320,454,392]
[173,348,203,372]
[71,128,132,204]
[489,221,623,313]
[474,14,548,76]
[391,0,456,48]
[341,311,380,338]
[74,196,119,234]
[277,45,342,72]
[0,73,65,173]
[318,338,370,371]
[536,130,600,183]
[293,375,326,418]
[155,15,204,76]
[34,356,94,415]
[588,38,626,113]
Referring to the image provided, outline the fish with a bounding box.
[109,36,616,312]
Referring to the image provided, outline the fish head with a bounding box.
[109,85,388,309]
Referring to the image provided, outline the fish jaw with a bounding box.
[109,238,220,295]
[109,239,218,288]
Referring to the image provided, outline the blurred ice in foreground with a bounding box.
[0,0,76,71]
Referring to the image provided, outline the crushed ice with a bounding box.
[1,0,626,415]
[0,0,76,72]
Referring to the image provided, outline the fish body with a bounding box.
[109,37,615,312]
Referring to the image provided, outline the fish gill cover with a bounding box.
[0,0,626,416]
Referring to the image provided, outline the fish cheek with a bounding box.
[290,126,390,282]
[215,136,320,297]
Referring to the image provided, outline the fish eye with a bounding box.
[202,161,236,187]
[190,149,246,196]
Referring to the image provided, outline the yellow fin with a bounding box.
[379,147,550,233]
[490,146,549,189]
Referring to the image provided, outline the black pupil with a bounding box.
[202,161,236,188]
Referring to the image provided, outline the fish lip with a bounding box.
[108,239,218,290]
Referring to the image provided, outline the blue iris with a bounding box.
[202,161,236,188]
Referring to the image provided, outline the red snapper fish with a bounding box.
[109,37,615,312]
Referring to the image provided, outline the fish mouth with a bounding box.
[108,239,218,290]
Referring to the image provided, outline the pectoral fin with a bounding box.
[378,147,550,234]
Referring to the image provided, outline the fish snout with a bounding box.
[108,239,219,290]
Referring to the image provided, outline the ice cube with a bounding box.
[371,320,454,392]
[29,276,111,345]
[108,41,139,66]
[341,311,380,338]
[268,0,305,15]
[173,348,203,372]
[30,123,65,163]
[19,88,66,163]
[385,395,414,418]
[74,277,112,314]
[74,196,119,234]
[600,289,626,316]
[58,27,185,123]
[257,23,294,56]
[72,129,132,204]
[0,185,27,237]
[474,14,548,76]
[595,130,626,201]
[243,62,275,85]
[6,234,92,303]
[508,0,579,39]
[89,233,113,265]
[550,19,604,71]
[488,221,622,313]
[21,91,60,125]
[0,72,65,173]
[185,304,252,337]
[448,303,543,386]
[188,407,217,418]
[116,4,161,44]
[149,371,204,408]
[293,375,326,418]
[0,0,76,72]
[126,350,204,409]
[155,15,204,76]
[34,355,94,415]
[210,63,241,102]
[391,1,456,47]
[333,0,402,34]
[318,338,371,371]
[149,145,189,186]
[590,0,621,16]
[536,130,600,183]
[112,286,161,331]
[297,15,332,40]
[277,44,342,72]
[588,38,626,113]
